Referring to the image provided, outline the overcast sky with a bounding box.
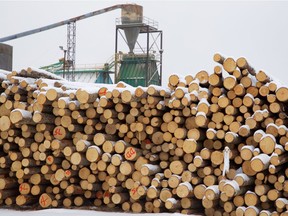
[1,0,288,86]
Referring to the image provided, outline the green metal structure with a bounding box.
[40,59,114,84]
[115,15,163,87]
[117,54,160,86]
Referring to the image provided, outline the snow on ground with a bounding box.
[0,208,197,216]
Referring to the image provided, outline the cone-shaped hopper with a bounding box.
[121,5,143,53]
[124,28,140,53]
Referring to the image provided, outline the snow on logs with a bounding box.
[0,56,287,215]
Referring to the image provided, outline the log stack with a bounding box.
[0,55,287,215]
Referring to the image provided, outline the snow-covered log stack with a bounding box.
[0,54,287,215]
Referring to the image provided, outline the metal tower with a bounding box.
[67,22,76,81]
[115,10,163,87]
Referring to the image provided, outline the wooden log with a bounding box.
[244,191,260,206]
[140,164,161,176]
[236,57,256,75]
[124,146,142,161]
[10,109,33,124]
[16,194,38,206]
[259,134,276,154]
[223,57,237,73]
[251,154,271,172]
[165,197,181,210]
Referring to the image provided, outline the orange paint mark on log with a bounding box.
[125,147,136,159]
[144,139,152,144]
[53,128,62,136]
[104,191,110,198]
[131,187,139,195]
[65,170,71,176]
[99,88,107,96]
[19,184,27,192]
[40,195,48,206]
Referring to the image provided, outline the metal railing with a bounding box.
[115,16,158,29]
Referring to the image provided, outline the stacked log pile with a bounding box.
[0,55,287,215]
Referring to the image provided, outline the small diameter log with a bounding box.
[141,164,161,176]
[124,147,142,161]
[16,194,38,206]
[270,152,288,166]
[240,145,254,161]
[205,185,220,201]
[234,173,254,187]
[93,133,117,146]
[111,193,129,205]
[165,198,181,210]
[32,111,55,124]
[0,178,18,190]
[213,53,225,64]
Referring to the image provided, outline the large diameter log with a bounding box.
[76,88,99,104]
[276,86,288,102]
[223,180,248,198]
[251,154,271,172]
[183,139,201,154]
[244,191,260,206]
[169,160,187,175]
[0,116,11,132]
[39,193,53,208]
[223,57,237,73]
[120,161,135,176]
[10,109,33,124]
[53,126,70,140]
[259,134,276,154]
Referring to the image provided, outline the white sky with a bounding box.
[1,0,288,86]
